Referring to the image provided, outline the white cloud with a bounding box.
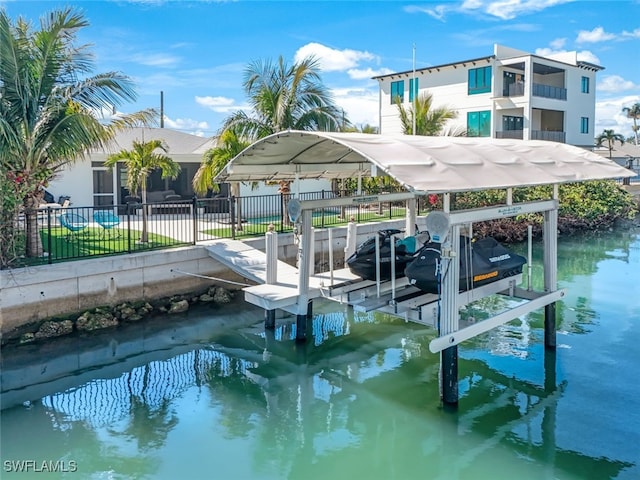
[485,0,573,20]
[131,53,180,67]
[549,38,566,50]
[598,75,638,93]
[576,26,640,44]
[406,0,573,21]
[294,43,378,73]
[331,87,379,128]
[410,4,449,21]
[347,67,394,81]
[534,47,600,65]
[195,96,238,113]
[576,27,616,44]
[576,50,601,65]
[162,117,210,137]
[596,94,640,138]
[622,28,640,39]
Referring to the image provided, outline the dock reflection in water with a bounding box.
[1,229,639,480]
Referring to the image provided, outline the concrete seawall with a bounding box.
[1,219,405,337]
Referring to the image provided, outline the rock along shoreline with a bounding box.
[3,285,237,347]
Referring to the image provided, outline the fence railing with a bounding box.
[11,190,412,267]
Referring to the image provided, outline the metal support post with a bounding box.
[440,225,460,405]
[265,227,278,329]
[406,197,416,236]
[344,220,357,266]
[442,345,459,405]
[296,209,312,342]
[543,204,558,349]
[307,300,313,320]
[328,228,334,285]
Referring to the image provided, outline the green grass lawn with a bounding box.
[40,227,184,261]
[202,208,407,238]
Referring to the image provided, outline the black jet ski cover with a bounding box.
[347,229,426,281]
[405,236,527,293]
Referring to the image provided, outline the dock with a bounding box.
[204,239,363,314]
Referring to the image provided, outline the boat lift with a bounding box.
[284,189,563,404]
[212,131,634,405]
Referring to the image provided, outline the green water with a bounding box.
[1,229,639,479]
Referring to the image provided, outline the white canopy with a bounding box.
[214,131,634,193]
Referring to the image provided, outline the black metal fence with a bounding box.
[12,191,411,267]
[195,189,409,240]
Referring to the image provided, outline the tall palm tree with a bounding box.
[195,55,346,225]
[595,129,625,159]
[193,129,250,231]
[104,139,180,243]
[622,102,640,146]
[396,92,458,136]
[224,55,344,139]
[0,7,154,260]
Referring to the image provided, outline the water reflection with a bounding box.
[2,230,639,479]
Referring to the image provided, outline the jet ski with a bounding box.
[404,236,527,293]
[346,229,430,281]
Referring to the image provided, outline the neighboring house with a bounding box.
[594,143,640,181]
[373,44,602,147]
[47,127,333,208]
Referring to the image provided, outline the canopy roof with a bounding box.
[214,131,633,193]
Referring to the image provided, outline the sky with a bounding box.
[2,0,640,140]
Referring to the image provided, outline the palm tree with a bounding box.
[195,55,346,225]
[396,92,458,136]
[104,139,180,243]
[622,102,640,146]
[192,129,250,231]
[595,129,625,159]
[0,7,154,261]
[343,123,379,134]
[225,55,344,138]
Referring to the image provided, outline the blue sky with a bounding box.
[3,0,640,139]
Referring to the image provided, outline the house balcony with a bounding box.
[532,83,567,100]
[531,130,566,143]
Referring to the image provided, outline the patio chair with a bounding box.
[93,211,121,238]
[58,213,89,240]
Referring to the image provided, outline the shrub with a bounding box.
[451,180,637,241]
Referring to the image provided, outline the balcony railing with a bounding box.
[495,130,524,140]
[502,83,525,97]
[532,83,567,100]
[531,130,566,143]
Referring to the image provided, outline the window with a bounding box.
[580,117,589,134]
[391,80,404,104]
[93,169,114,207]
[468,66,492,95]
[409,78,418,102]
[503,115,523,131]
[581,76,589,94]
[467,111,491,137]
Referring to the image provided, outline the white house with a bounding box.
[46,127,334,208]
[373,44,602,148]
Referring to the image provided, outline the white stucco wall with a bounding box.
[47,159,96,207]
[376,45,599,148]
